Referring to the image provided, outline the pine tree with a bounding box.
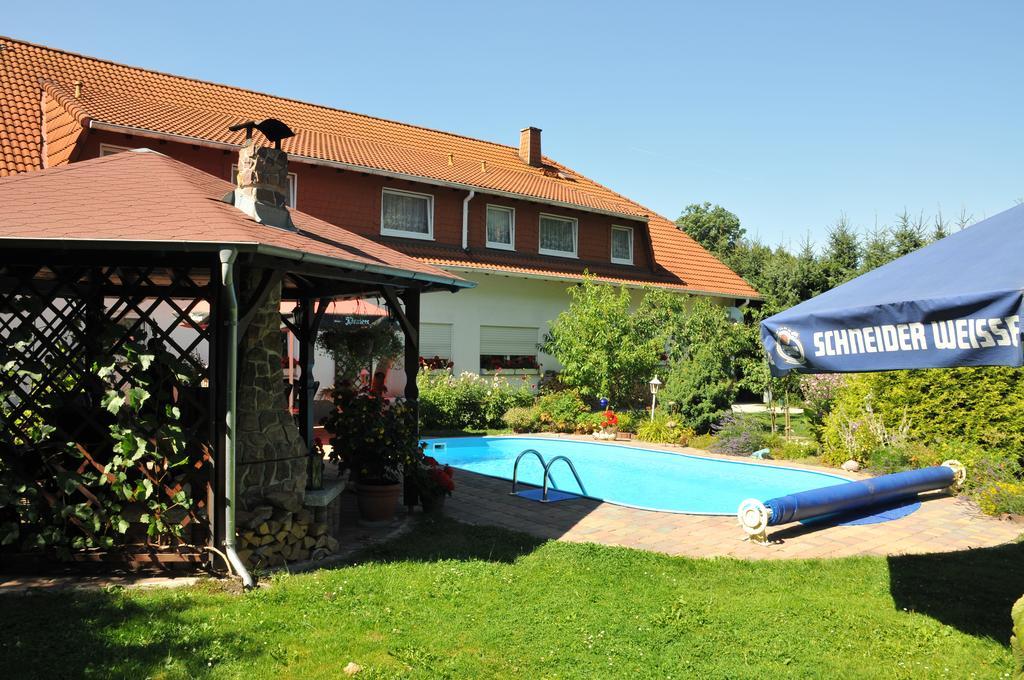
[822,215,861,288]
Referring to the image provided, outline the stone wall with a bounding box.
[236,269,307,512]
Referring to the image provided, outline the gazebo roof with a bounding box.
[0,149,471,290]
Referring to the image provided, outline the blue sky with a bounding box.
[6,1,1022,248]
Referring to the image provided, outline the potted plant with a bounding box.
[411,456,455,513]
[322,384,419,523]
[593,408,618,440]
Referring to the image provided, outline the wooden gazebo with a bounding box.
[0,147,470,576]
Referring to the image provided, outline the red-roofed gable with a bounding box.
[0,35,758,299]
[0,149,468,288]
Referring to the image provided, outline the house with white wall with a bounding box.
[0,36,759,390]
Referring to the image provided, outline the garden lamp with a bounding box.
[648,375,662,421]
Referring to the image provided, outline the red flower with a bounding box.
[601,409,618,428]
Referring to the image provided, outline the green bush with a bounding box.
[636,415,695,446]
[865,442,944,475]
[502,406,542,433]
[418,370,533,431]
[575,411,605,434]
[536,390,588,433]
[540,278,684,407]
[689,433,716,450]
[661,299,745,433]
[710,413,775,456]
[822,367,1024,465]
[482,376,535,426]
[959,446,1024,516]
[616,411,639,434]
[773,439,818,460]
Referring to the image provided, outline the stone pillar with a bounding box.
[236,269,307,512]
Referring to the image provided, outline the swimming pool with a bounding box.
[424,436,850,515]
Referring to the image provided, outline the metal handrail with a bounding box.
[510,449,547,495]
[542,456,588,502]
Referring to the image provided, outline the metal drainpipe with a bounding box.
[219,248,255,589]
[461,189,476,250]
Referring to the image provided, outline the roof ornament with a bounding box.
[228,118,295,149]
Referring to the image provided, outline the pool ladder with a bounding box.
[510,449,588,502]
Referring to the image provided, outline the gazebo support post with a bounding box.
[296,297,328,450]
[297,297,316,449]
[209,257,228,554]
[400,289,420,512]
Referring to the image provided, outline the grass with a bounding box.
[1,518,1021,679]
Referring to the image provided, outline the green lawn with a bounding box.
[1,518,1020,679]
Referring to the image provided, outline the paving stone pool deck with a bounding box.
[442,435,1023,560]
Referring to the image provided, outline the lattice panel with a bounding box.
[0,263,216,551]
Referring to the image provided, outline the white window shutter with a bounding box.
[419,323,453,359]
[479,326,538,356]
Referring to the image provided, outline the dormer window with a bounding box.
[611,225,634,265]
[539,214,578,258]
[381,188,434,240]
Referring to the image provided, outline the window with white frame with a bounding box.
[538,214,578,257]
[611,225,634,265]
[231,163,297,209]
[479,325,539,372]
[485,205,515,250]
[99,144,133,157]
[419,323,454,369]
[381,188,434,239]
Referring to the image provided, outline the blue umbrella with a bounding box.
[761,204,1024,376]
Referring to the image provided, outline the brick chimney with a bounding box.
[223,119,296,230]
[518,127,542,167]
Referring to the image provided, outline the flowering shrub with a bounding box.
[321,384,419,483]
[800,373,845,439]
[419,356,454,370]
[412,456,455,501]
[417,369,534,431]
[822,391,910,465]
[601,409,619,429]
[710,413,777,456]
[636,415,695,446]
[502,406,542,432]
[536,390,588,433]
[481,354,540,371]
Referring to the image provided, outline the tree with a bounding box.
[675,202,745,255]
[791,235,828,303]
[821,216,861,288]
[540,277,668,407]
[860,226,895,273]
[892,210,927,257]
[660,299,745,432]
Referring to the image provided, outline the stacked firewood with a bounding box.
[235,507,339,568]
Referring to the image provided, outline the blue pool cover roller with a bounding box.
[738,461,965,541]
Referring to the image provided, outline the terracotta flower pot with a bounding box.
[355,481,402,523]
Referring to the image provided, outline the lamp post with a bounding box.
[648,375,662,421]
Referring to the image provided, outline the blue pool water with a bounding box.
[424,436,850,515]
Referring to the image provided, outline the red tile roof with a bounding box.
[0,149,468,288]
[0,36,758,299]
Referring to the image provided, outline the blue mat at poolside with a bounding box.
[515,489,582,503]
[800,498,921,527]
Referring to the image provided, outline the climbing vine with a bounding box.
[0,313,206,558]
